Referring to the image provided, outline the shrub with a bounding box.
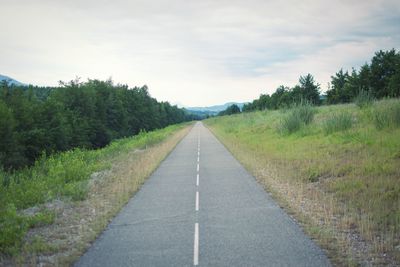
[374,101,400,130]
[278,102,315,135]
[295,101,315,125]
[323,112,353,134]
[0,204,28,255]
[278,113,302,135]
[354,90,374,108]
[0,205,55,255]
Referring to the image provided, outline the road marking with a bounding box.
[195,191,199,211]
[197,156,200,163]
[197,163,199,172]
[196,174,199,186]
[194,223,199,266]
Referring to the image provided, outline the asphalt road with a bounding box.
[75,122,331,267]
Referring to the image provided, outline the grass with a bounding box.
[323,111,353,134]
[354,90,375,108]
[278,102,315,135]
[373,100,400,129]
[0,122,192,261]
[205,98,400,265]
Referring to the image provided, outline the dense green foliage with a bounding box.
[242,49,400,112]
[0,79,193,170]
[218,104,241,116]
[327,49,400,103]
[0,123,187,255]
[243,73,321,112]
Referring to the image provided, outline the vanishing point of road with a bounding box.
[75,122,331,267]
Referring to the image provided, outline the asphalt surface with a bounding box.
[75,122,331,267]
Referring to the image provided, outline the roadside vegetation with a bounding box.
[0,123,192,265]
[0,78,197,171]
[205,98,400,265]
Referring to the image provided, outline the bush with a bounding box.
[0,205,55,255]
[278,102,315,135]
[323,112,353,134]
[278,113,302,135]
[354,90,374,108]
[295,101,315,125]
[374,101,400,129]
[0,204,28,255]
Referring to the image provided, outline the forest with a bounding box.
[241,49,400,113]
[0,79,194,170]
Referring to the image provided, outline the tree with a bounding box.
[298,74,321,104]
[369,49,400,98]
[326,69,349,104]
[0,79,193,170]
[218,104,241,116]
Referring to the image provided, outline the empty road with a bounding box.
[75,122,330,266]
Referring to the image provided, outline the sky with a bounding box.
[1,0,400,107]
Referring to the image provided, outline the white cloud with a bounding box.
[1,0,399,106]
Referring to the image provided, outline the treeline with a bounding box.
[218,104,241,116]
[242,49,400,112]
[0,79,193,170]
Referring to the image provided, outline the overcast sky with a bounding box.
[1,0,399,106]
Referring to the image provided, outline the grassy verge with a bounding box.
[0,122,193,265]
[205,99,400,266]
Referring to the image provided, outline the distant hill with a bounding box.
[0,74,26,86]
[187,102,247,113]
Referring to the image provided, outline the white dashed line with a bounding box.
[194,131,200,266]
[195,191,199,211]
[194,223,199,266]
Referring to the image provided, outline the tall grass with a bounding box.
[278,102,315,135]
[354,90,374,108]
[373,100,400,129]
[323,111,353,134]
[0,124,187,255]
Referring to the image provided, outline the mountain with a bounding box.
[0,74,26,86]
[187,102,247,113]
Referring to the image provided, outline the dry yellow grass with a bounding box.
[10,124,192,266]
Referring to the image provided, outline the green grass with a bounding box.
[323,111,353,134]
[373,100,400,129]
[354,90,375,108]
[0,123,188,255]
[205,98,400,263]
[277,102,315,135]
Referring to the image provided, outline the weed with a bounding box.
[0,204,28,255]
[373,101,400,129]
[24,236,57,254]
[323,112,353,134]
[354,90,374,108]
[295,101,315,125]
[278,112,302,135]
[278,102,315,135]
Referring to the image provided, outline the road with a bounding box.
[75,122,330,266]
